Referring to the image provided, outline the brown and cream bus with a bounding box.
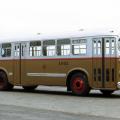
[0,30,120,95]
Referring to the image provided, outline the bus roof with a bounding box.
[0,30,119,43]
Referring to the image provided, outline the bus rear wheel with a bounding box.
[70,73,90,96]
[0,71,13,91]
[22,86,38,91]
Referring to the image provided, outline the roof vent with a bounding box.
[79,29,84,31]
[110,30,114,33]
[37,33,41,35]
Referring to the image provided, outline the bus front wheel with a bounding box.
[0,71,13,91]
[70,73,90,96]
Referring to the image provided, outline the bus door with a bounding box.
[14,43,21,85]
[14,42,27,85]
[92,38,116,89]
[104,38,116,88]
[20,43,27,85]
[92,38,102,88]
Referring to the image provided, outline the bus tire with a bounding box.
[0,71,13,91]
[22,86,38,91]
[100,90,114,95]
[70,73,90,96]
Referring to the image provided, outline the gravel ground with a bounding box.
[0,86,120,119]
[0,104,119,120]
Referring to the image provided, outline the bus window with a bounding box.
[93,41,97,55]
[43,40,55,56]
[111,39,115,55]
[1,43,11,57]
[61,45,70,56]
[118,39,120,51]
[57,39,70,56]
[72,39,87,55]
[46,46,56,56]
[105,40,110,55]
[72,45,80,55]
[98,41,101,55]
[29,41,41,57]
[14,45,20,57]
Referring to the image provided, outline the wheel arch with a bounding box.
[0,67,14,90]
[66,68,89,91]
[0,67,9,80]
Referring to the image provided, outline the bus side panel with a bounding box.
[13,59,21,85]
[92,58,102,88]
[116,58,120,89]
[104,58,117,89]
[20,58,93,87]
[41,59,93,86]
[21,59,44,86]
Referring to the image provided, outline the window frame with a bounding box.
[104,37,116,57]
[92,38,102,56]
[72,38,87,55]
[1,43,12,57]
[29,41,42,57]
[43,40,56,56]
[57,39,71,56]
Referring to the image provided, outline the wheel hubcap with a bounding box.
[72,77,84,93]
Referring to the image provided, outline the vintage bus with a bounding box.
[0,30,120,95]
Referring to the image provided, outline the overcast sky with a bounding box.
[0,0,120,36]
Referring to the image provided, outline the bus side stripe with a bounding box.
[27,73,66,78]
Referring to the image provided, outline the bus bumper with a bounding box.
[117,82,120,89]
